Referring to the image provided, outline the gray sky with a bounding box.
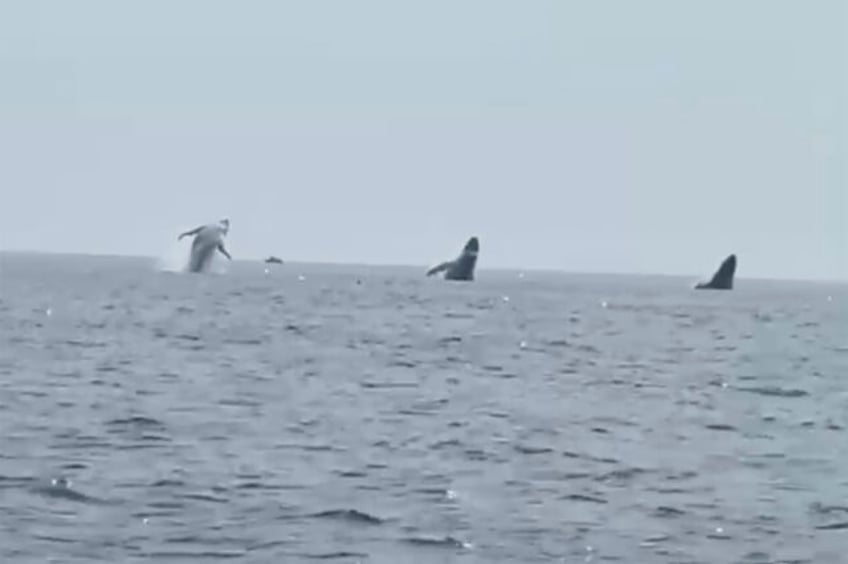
[1,1,845,280]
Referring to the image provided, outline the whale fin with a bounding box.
[426,261,452,277]
[178,225,203,241]
[217,242,232,260]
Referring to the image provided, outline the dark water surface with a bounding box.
[1,253,846,563]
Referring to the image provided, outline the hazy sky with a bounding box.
[1,1,845,280]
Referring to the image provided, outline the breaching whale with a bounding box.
[178,218,232,273]
[426,237,479,281]
[695,254,736,290]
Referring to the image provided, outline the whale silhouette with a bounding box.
[695,254,736,290]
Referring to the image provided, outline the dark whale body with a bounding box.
[426,237,479,281]
[695,254,737,290]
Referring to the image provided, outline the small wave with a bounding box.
[277,442,339,452]
[151,479,185,488]
[302,552,370,560]
[810,502,848,515]
[61,462,88,470]
[595,467,650,484]
[223,338,265,346]
[443,312,473,319]
[654,506,686,517]
[334,470,368,478]
[32,534,77,545]
[0,475,35,488]
[736,386,809,398]
[515,444,554,455]
[218,398,262,408]
[705,423,738,431]
[179,492,229,504]
[309,509,384,524]
[403,535,471,549]
[175,333,201,342]
[63,339,108,349]
[360,381,418,389]
[32,479,108,505]
[562,493,607,504]
[148,551,245,559]
[815,521,848,530]
[106,416,166,428]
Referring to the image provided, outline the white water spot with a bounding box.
[715,526,724,534]
[155,239,190,273]
[143,518,149,525]
[600,301,608,308]
[502,295,510,302]
[45,308,52,316]
[446,489,458,500]
[518,272,525,279]
[519,340,527,349]
[827,295,833,302]
[264,268,270,275]
[298,275,306,282]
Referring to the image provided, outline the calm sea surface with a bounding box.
[1,253,846,563]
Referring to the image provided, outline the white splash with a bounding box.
[154,237,230,275]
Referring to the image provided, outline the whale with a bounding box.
[426,237,479,281]
[695,254,736,290]
[178,219,232,273]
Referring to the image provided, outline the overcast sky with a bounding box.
[0,1,845,280]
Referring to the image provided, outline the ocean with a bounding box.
[0,252,846,563]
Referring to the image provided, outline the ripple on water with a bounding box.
[2,257,845,562]
[735,386,810,398]
[402,535,471,550]
[309,509,385,524]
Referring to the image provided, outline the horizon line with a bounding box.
[2,248,846,286]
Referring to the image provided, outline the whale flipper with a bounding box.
[216,242,231,261]
[428,237,479,281]
[695,254,737,290]
[426,261,453,277]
